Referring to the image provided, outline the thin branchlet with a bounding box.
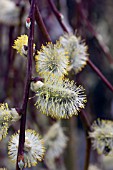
[16,0,35,170]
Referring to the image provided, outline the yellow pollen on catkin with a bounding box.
[12,35,28,56]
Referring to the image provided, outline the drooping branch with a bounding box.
[47,0,113,93]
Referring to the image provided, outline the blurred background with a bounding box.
[0,0,113,170]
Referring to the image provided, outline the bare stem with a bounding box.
[80,110,91,170]
[47,0,68,33]
[88,59,113,92]
[35,1,51,42]
[84,137,91,170]
[16,0,35,169]
[80,110,90,131]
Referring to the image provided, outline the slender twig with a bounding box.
[16,0,35,169]
[84,137,91,170]
[35,1,51,42]
[47,0,113,93]
[47,0,68,33]
[88,59,113,92]
[80,110,91,170]
[76,1,113,65]
[80,110,90,131]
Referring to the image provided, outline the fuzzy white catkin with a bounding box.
[59,33,88,73]
[8,129,45,168]
[89,119,113,156]
[32,77,87,119]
